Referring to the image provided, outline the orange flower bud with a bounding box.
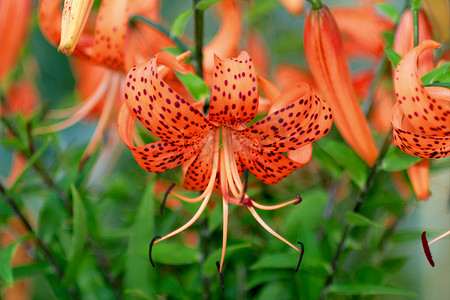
[304,4,379,166]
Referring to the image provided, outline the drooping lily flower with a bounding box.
[0,0,32,82]
[36,0,174,164]
[391,40,450,159]
[118,51,333,278]
[393,11,436,200]
[279,0,305,16]
[421,0,449,42]
[332,5,394,61]
[304,4,379,166]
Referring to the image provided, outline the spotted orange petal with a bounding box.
[208,51,259,125]
[118,102,203,172]
[124,52,213,144]
[392,40,450,159]
[243,82,333,152]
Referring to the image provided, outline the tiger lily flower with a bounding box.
[393,11,436,200]
[118,51,333,279]
[58,0,95,54]
[304,4,379,166]
[0,0,32,82]
[391,40,450,159]
[36,0,174,164]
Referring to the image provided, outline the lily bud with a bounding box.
[304,4,379,166]
[58,0,94,55]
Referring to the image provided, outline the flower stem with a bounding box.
[320,129,393,298]
[412,0,421,47]
[130,15,190,54]
[306,0,323,10]
[193,0,204,78]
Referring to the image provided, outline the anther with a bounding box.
[294,194,302,205]
[421,231,435,267]
[161,183,176,216]
[295,242,304,273]
[149,236,161,267]
[216,261,224,292]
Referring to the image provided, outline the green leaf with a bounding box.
[0,234,31,286]
[64,184,88,284]
[197,0,223,11]
[124,177,156,296]
[317,139,368,188]
[313,145,344,178]
[202,243,251,275]
[176,72,210,101]
[353,265,383,284]
[384,46,402,69]
[251,252,298,270]
[412,0,421,10]
[375,3,400,22]
[421,62,450,86]
[171,8,192,37]
[328,283,417,298]
[345,212,381,229]
[13,262,51,280]
[380,257,408,275]
[10,136,53,191]
[152,242,200,265]
[381,146,423,171]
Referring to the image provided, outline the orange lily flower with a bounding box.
[0,0,32,82]
[333,5,394,61]
[36,0,174,164]
[304,4,379,166]
[393,10,436,200]
[391,40,450,159]
[118,51,333,278]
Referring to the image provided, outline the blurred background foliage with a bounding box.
[0,0,449,299]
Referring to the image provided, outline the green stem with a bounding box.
[320,130,393,298]
[130,15,190,54]
[193,0,204,78]
[412,0,421,47]
[306,0,323,10]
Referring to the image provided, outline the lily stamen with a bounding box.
[160,183,176,216]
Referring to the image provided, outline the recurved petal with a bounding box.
[117,102,202,172]
[124,52,213,144]
[242,82,333,153]
[394,40,449,137]
[391,103,449,158]
[209,51,259,125]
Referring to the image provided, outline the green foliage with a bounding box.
[381,146,423,171]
